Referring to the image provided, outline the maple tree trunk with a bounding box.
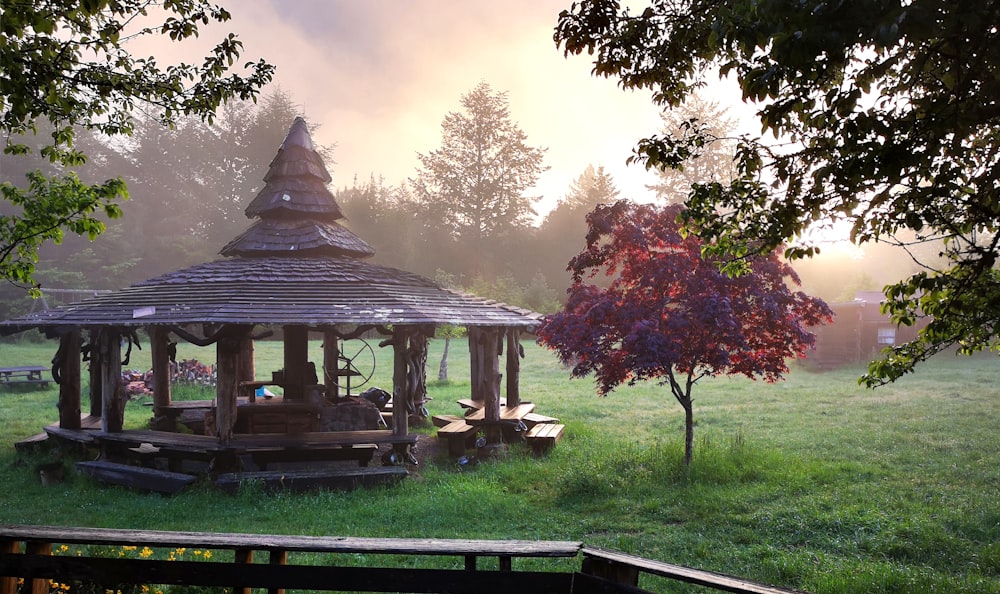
[683,401,694,467]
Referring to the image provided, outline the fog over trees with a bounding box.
[2,83,916,323]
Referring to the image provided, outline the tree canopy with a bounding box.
[554,0,1000,385]
[0,0,273,290]
[412,81,547,276]
[537,201,831,464]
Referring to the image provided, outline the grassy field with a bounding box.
[0,336,997,593]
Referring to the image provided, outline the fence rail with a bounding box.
[0,524,808,594]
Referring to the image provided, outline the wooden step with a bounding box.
[525,423,565,454]
[76,460,197,495]
[214,465,408,494]
[14,432,48,452]
[437,420,479,456]
[432,414,464,428]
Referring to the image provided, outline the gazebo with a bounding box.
[2,118,541,488]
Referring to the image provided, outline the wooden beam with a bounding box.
[57,329,82,430]
[25,541,50,594]
[283,325,309,401]
[505,328,521,408]
[468,327,483,403]
[323,328,340,400]
[239,333,256,385]
[150,327,172,414]
[0,539,18,594]
[216,333,242,445]
[482,327,503,450]
[269,549,287,594]
[235,548,254,594]
[88,329,101,418]
[99,328,123,433]
[392,329,409,439]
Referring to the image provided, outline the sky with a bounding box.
[176,0,687,217]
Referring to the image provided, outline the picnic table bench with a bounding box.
[0,366,49,388]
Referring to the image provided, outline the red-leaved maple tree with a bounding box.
[537,201,832,465]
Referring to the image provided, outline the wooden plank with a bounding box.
[580,547,808,594]
[76,461,196,495]
[14,432,48,452]
[456,398,484,410]
[249,444,377,470]
[466,403,536,423]
[0,526,582,558]
[523,412,559,426]
[0,539,18,594]
[0,365,47,373]
[432,414,464,428]
[43,425,96,446]
[214,465,408,494]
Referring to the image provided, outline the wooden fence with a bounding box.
[0,525,807,594]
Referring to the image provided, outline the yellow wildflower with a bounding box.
[140,547,154,559]
[203,550,212,560]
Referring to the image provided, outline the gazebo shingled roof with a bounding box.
[0,256,538,331]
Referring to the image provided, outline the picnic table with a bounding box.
[0,365,49,388]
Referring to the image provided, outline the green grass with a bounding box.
[1,337,998,593]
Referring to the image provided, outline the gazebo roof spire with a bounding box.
[220,117,375,259]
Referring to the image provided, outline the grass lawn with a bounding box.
[0,336,997,593]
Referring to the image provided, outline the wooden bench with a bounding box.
[525,423,565,453]
[14,432,49,452]
[523,412,559,427]
[90,429,418,473]
[437,420,479,456]
[465,403,536,425]
[432,413,464,428]
[76,460,197,495]
[247,443,378,469]
[214,465,409,494]
[43,425,98,446]
[0,365,49,388]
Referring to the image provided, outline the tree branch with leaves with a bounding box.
[554,0,1000,385]
[1,0,274,291]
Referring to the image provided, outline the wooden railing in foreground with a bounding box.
[0,525,808,594]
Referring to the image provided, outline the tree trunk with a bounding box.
[683,400,694,467]
[438,336,450,381]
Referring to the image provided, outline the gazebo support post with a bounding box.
[88,329,102,418]
[99,328,124,433]
[407,331,429,419]
[323,328,339,400]
[215,332,243,445]
[391,328,410,439]
[238,333,255,397]
[283,325,309,401]
[57,329,82,429]
[480,326,505,458]
[150,327,172,428]
[505,328,521,408]
[468,327,483,404]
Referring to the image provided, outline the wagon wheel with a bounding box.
[329,338,376,395]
